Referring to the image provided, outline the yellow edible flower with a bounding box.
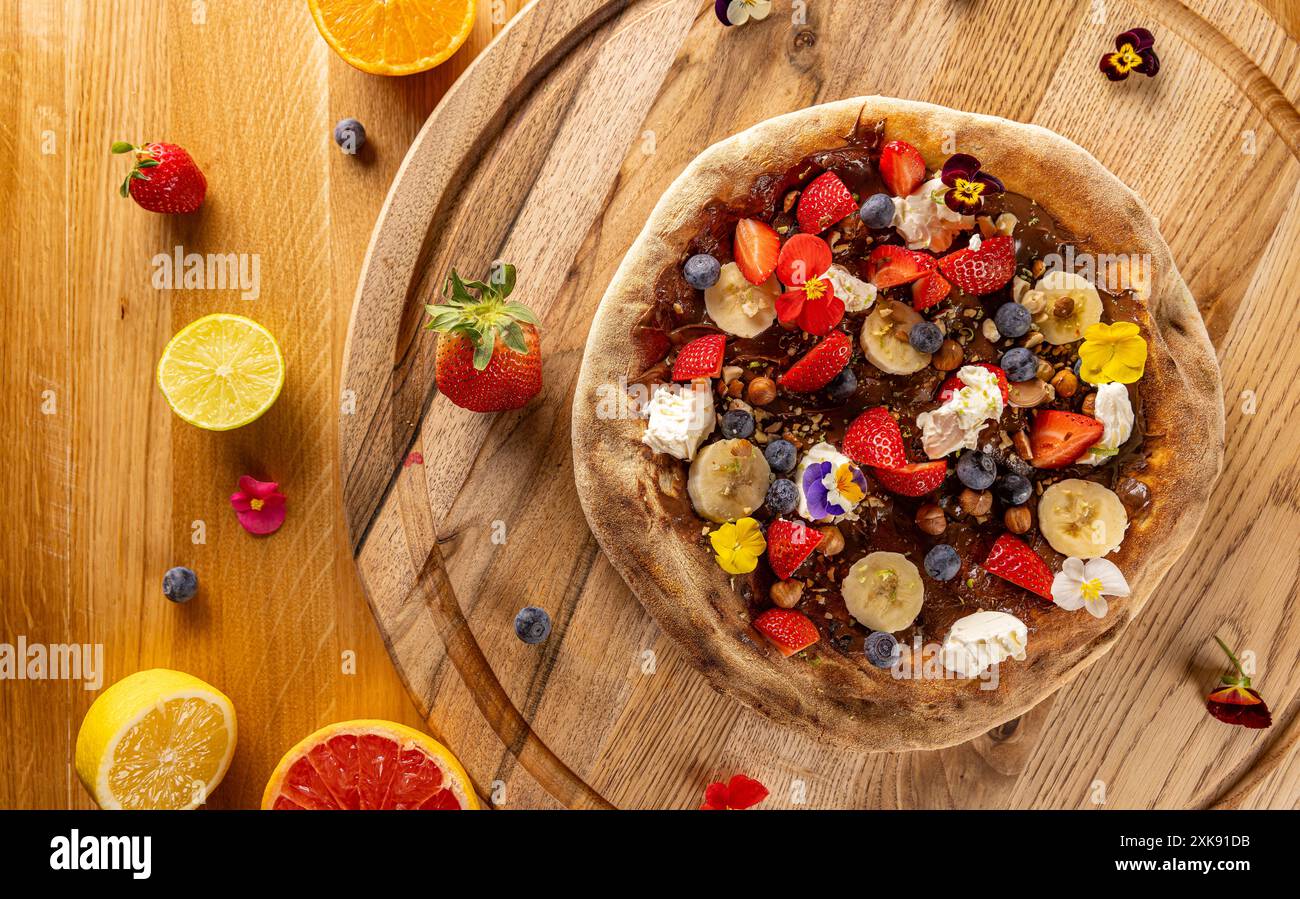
[710,517,766,576]
[1078,321,1147,385]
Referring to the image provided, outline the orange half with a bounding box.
[263,719,480,810]
[308,0,478,76]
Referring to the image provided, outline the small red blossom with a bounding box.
[403,451,424,468]
[1205,636,1271,729]
[700,773,768,810]
[1100,28,1159,81]
[230,475,286,536]
[939,154,1004,214]
[777,274,845,336]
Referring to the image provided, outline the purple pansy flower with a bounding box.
[1100,28,1159,81]
[939,154,1005,214]
[802,460,867,520]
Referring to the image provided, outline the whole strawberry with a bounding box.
[427,264,542,413]
[112,141,206,213]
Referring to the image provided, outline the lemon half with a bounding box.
[157,313,284,430]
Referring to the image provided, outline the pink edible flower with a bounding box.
[230,475,286,535]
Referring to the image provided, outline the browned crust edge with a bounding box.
[571,97,1224,752]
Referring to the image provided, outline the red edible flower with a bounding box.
[403,451,424,468]
[700,773,769,810]
[1100,28,1159,81]
[777,273,845,336]
[939,154,1004,214]
[1205,635,1271,729]
[230,475,286,536]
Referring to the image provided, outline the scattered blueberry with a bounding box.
[720,409,755,439]
[162,566,198,603]
[865,631,900,668]
[826,368,858,403]
[909,321,944,354]
[514,606,552,644]
[684,253,721,290]
[1000,347,1039,382]
[333,118,366,154]
[764,439,797,474]
[859,192,894,229]
[993,302,1032,338]
[956,450,997,490]
[995,473,1033,506]
[924,544,961,581]
[765,479,798,515]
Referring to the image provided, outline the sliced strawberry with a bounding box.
[797,172,858,234]
[866,244,936,289]
[766,519,824,580]
[1029,410,1104,469]
[672,333,726,381]
[984,533,1053,600]
[776,233,832,286]
[911,272,952,311]
[734,218,780,285]
[871,461,948,497]
[880,140,926,197]
[937,363,1010,404]
[778,330,852,392]
[937,235,1016,295]
[843,406,906,469]
[753,608,820,657]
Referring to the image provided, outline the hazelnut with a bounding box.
[727,379,744,397]
[932,339,964,371]
[770,579,804,609]
[1012,429,1034,462]
[1035,359,1055,382]
[1008,378,1053,408]
[1004,506,1032,534]
[1031,258,1045,278]
[816,525,845,556]
[893,326,911,343]
[1081,392,1097,416]
[1053,296,1075,319]
[916,503,947,535]
[959,488,993,517]
[746,376,777,406]
[1051,369,1078,398]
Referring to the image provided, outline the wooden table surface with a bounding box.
[0,0,527,810]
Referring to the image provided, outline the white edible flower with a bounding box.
[722,0,772,26]
[1051,557,1131,619]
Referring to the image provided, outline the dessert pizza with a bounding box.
[572,97,1222,752]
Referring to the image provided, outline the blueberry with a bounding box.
[720,409,755,439]
[1001,347,1038,382]
[995,473,1033,506]
[333,118,366,154]
[765,479,798,515]
[994,302,1032,338]
[764,439,797,474]
[909,321,943,354]
[865,631,900,668]
[683,253,721,290]
[162,566,198,603]
[859,192,894,229]
[826,368,857,403]
[924,544,961,581]
[514,606,552,644]
[956,450,996,490]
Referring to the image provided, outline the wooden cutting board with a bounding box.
[339,0,1300,809]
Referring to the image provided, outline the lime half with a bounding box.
[157,313,285,430]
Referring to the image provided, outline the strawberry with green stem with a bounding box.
[111,141,207,213]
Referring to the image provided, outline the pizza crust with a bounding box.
[571,97,1223,752]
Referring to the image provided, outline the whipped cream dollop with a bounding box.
[1079,382,1134,465]
[795,442,864,523]
[892,177,974,253]
[641,382,714,461]
[915,365,1005,459]
[823,264,876,313]
[941,611,1028,678]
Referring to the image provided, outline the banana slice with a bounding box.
[704,262,779,338]
[1038,478,1128,557]
[842,551,925,633]
[860,300,930,375]
[1034,271,1102,345]
[687,438,771,523]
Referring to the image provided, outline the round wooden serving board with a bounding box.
[340,0,1300,809]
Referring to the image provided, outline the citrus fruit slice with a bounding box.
[262,719,480,810]
[307,0,478,76]
[156,313,285,430]
[75,669,237,810]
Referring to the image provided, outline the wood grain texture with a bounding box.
[0,0,528,810]
[342,0,1300,809]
